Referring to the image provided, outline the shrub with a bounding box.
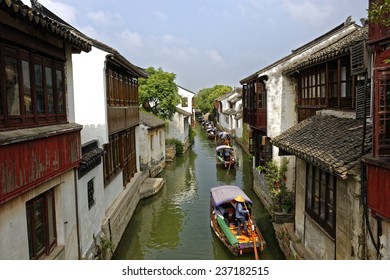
[166,138,184,154]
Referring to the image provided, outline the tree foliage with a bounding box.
[194,85,232,114]
[368,0,390,27]
[139,67,181,120]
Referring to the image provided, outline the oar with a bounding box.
[243,201,259,260]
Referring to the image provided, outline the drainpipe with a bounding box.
[360,71,378,259]
[377,217,382,260]
[74,170,82,259]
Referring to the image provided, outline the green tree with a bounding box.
[368,0,390,27]
[139,67,181,120]
[195,85,232,114]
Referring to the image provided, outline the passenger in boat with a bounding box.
[216,205,234,226]
[223,150,231,161]
[233,196,249,236]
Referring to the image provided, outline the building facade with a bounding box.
[0,1,91,259]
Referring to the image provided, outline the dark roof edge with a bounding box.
[240,17,359,84]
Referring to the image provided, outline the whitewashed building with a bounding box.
[0,1,91,260]
[177,85,195,125]
[73,37,147,258]
[138,111,166,178]
[216,87,243,137]
[166,107,192,153]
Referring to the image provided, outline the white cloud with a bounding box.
[162,34,190,45]
[87,10,124,26]
[282,0,333,25]
[78,25,99,40]
[153,10,168,21]
[204,49,225,66]
[36,0,77,24]
[119,30,143,49]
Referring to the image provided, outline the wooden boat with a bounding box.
[215,145,236,169]
[207,127,217,140]
[217,131,232,146]
[210,185,266,258]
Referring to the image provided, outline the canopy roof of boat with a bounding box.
[216,145,234,151]
[210,185,253,208]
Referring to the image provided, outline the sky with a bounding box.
[35,0,369,93]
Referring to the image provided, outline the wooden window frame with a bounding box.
[105,65,138,107]
[0,43,67,130]
[305,163,336,237]
[26,189,57,260]
[103,128,137,186]
[298,58,354,110]
[377,71,390,154]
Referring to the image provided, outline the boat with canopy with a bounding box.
[210,185,266,259]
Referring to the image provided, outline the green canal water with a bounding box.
[113,123,285,260]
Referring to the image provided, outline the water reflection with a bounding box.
[114,123,285,260]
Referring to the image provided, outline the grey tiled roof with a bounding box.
[222,109,237,115]
[1,0,91,52]
[176,107,192,117]
[139,111,165,129]
[283,26,368,75]
[271,114,372,177]
[28,0,146,77]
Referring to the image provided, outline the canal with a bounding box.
[113,123,285,260]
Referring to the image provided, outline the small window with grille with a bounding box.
[88,179,95,210]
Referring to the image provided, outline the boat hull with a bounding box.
[209,185,266,258]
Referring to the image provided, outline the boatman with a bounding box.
[232,196,249,236]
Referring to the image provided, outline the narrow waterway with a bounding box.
[114,123,285,260]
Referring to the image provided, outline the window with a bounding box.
[305,164,336,237]
[104,128,137,186]
[378,74,390,149]
[87,179,95,209]
[181,97,188,107]
[300,67,326,105]
[150,134,154,151]
[0,45,67,129]
[159,131,162,147]
[106,69,138,107]
[26,189,57,260]
[257,82,266,109]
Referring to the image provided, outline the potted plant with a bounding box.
[280,191,293,214]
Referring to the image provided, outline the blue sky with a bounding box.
[36,0,368,93]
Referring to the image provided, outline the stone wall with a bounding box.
[165,144,176,161]
[101,171,147,259]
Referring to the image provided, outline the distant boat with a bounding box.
[217,131,232,146]
[215,145,236,169]
[207,128,217,140]
[210,185,266,259]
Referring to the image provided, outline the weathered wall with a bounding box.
[335,179,353,259]
[101,171,146,258]
[77,164,106,259]
[304,215,335,259]
[0,170,77,260]
[295,158,306,240]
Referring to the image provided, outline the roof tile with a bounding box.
[271,114,372,177]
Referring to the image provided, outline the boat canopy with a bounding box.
[216,145,234,151]
[210,185,253,208]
